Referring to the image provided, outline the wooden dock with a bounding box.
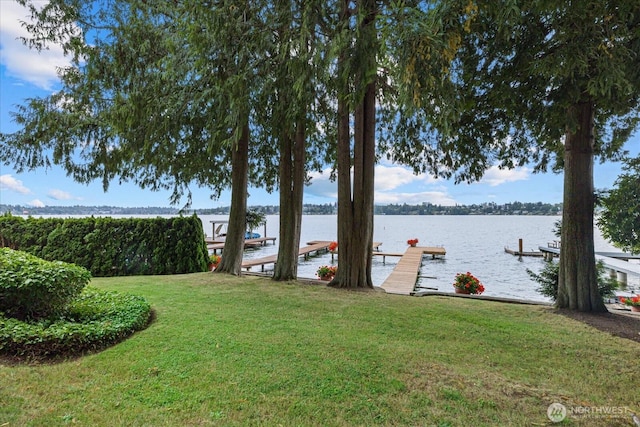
[504,238,550,258]
[539,246,640,286]
[381,246,447,295]
[372,251,404,263]
[241,240,332,271]
[504,247,545,257]
[206,236,277,254]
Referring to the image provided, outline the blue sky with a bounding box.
[1,1,638,209]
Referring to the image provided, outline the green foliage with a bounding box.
[527,260,618,302]
[0,287,150,360]
[597,156,640,254]
[43,218,97,269]
[0,248,91,320]
[0,215,208,276]
[245,209,266,232]
[0,213,63,258]
[454,0,639,169]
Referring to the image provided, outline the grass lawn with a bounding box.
[1,273,638,426]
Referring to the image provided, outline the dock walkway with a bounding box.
[381,246,446,295]
[206,237,277,253]
[241,240,332,271]
[540,246,640,286]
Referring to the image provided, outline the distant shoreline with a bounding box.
[1,201,562,216]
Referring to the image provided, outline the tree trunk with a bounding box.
[274,120,305,280]
[556,101,607,312]
[330,0,376,289]
[216,121,249,275]
[332,50,353,288]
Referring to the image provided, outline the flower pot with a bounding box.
[454,288,470,294]
[410,243,416,247]
[320,275,333,281]
[631,306,640,313]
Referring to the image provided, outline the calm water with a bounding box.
[200,214,626,303]
[25,213,631,303]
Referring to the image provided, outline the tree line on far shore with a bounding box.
[1,201,562,216]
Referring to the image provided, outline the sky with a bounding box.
[1,2,638,210]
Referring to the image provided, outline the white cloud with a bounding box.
[374,164,437,191]
[0,174,31,194]
[28,199,45,207]
[374,191,456,206]
[0,2,70,90]
[47,188,74,200]
[479,166,530,187]
[306,165,455,205]
[306,169,337,199]
[308,164,438,197]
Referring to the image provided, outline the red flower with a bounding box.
[328,241,338,252]
[620,295,640,306]
[453,272,485,295]
[317,265,337,279]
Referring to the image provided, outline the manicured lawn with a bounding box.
[1,273,638,426]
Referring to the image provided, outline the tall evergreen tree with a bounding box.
[326,0,378,289]
[0,0,304,275]
[255,0,330,280]
[391,0,640,311]
[0,0,260,274]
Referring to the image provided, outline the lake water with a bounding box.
[22,213,635,303]
[199,214,632,303]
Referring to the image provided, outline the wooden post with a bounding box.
[518,238,523,260]
[263,222,267,245]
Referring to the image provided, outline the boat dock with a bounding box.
[539,245,640,287]
[504,238,554,258]
[206,218,276,253]
[206,237,277,254]
[241,240,332,271]
[504,247,545,257]
[380,246,447,295]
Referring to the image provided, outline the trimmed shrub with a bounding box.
[0,287,151,359]
[0,248,91,320]
[0,214,209,276]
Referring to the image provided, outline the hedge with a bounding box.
[0,214,209,276]
[0,248,91,320]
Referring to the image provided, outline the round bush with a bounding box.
[0,287,151,360]
[0,248,91,320]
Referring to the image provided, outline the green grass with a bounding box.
[1,273,638,426]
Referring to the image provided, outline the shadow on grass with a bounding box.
[555,308,640,343]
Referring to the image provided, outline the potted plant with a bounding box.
[619,295,640,312]
[317,265,337,280]
[328,241,338,252]
[453,272,485,295]
[209,254,221,271]
[407,238,419,247]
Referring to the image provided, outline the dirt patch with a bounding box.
[556,308,640,343]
